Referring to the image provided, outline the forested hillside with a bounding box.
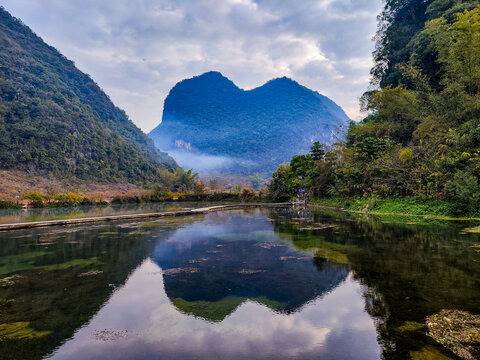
[0,7,176,183]
[149,71,348,175]
[269,1,480,216]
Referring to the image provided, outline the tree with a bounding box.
[310,141,325,161]
[268,164,298,200]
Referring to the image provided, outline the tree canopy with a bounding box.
[270,2,480,215]
[0,7,177,184]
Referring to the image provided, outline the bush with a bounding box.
[239,188,257,202]
[399,148,414,163]
[445,171,480,215]
[20,192,47,206]
[0,200,21,209]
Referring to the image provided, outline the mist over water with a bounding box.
[168,149,260,174]
[168,150,234,172]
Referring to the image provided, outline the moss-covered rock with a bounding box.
[426,309,480,360]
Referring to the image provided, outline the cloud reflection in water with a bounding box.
[47,259,380,360]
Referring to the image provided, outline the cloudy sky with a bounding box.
[1,0,382,132]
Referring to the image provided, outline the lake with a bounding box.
[0,206,479,359]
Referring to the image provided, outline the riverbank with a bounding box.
[310,197,480,222]
[0,203,291,231]
[1,188,269,209]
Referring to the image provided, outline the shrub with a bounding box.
[399,148,414,163]
[445,171,480,215]
[0,200,21,209]
[239,188,257,202]
[20,192,47,207]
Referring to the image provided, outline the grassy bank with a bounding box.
[310,197,471,219]
[0,187,273,209]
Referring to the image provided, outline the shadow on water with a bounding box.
[0,206,479,359]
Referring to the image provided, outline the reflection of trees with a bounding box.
[270,207,480,359]
[0,223,175,360]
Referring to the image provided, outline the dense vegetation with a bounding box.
[0,7,177,183]
[269,2,480,216]
[149,71,349,175]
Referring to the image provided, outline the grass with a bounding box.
[311,197,480,221]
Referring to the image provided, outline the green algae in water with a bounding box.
[462,226,480,233]
[0,252,103,275]
[0,322,51,340]
[0,251,50,275]
[395,321,427,333]
[409,345,453,360]
[288,234,326,250]
[214,230,279,243]
[291,233,354,253]
[314,248,350,265]
[140,222,161,227]
[157,217,198,225]
[129,230,152,235]
[41,257,102,271]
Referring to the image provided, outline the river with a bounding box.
[0,206,478,359]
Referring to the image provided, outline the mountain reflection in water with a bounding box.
[47,261,378,360]
[3,207,478,360]
[45,210,379,360]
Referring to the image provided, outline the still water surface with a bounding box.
[0,207,479,359]
[0,202,220,224]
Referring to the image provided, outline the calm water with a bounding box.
[0,207,479,359]
[0,202,223,224]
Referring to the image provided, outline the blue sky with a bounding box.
[1,0,382,132]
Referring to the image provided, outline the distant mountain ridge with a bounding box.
[149,71,349,174]
[0,7,176,183]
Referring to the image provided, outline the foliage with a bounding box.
[313,196,455,217]
[445,171,480,214]
[310,141,325,161]
[193,182,206,196]
[268,142,328,200]
[371,0,480,88]
[18,191,108,207]
[0,7,176,184]
[239,188,256,202]
[268,164,298,200]
[20,192,47,206]
[273,4,480,216]
[0,200,21,209]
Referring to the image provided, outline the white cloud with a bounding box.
[1,0,382,131]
